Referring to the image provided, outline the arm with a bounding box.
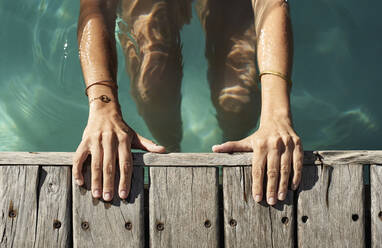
[213,0,303,205]
[73,0,165,201]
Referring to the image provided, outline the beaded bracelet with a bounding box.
[259,71,292,88]
[85,80,118,96]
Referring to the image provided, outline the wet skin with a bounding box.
[73,0,303,206]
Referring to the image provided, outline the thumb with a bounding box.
[132,134,166,153]
[212,138,252,153]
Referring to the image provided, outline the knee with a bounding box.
[134,51,182,104]
[214,85,256,114]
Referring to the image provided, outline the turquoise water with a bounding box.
[0,0,381,152]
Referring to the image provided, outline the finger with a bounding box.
[252,150,267,203]
[90,144,103,198]
[278,143,292,201]
[102,133,117,201]
[292,137,303,190]
[212,138,252,153]
[266,149,280,205]
[132,133,166,153]
[118,141,133,199]
[73,141,89,186]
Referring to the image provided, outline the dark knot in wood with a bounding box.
[281,216,289,225]
[378,211,382,221]
[301,216,308,223]
[229,219,237,227]
[125,222,132,230]
[204,220,211,228]
[8,210,16,218]
[351,214,359,222]
[53,220,61,229]
[81,221,89,230]
[156,222,164,231]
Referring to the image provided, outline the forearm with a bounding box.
[78,0,119,106]
[254,1,293,125]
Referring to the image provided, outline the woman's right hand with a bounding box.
[72,100,165,201]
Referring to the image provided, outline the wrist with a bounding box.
[260,75,291,120]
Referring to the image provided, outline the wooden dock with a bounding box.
[0,151,381,247]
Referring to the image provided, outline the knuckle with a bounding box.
[73,157,81,166]
[294,161,303,170]
[102,131,116,142]
[118,132,130,143]
[92,162,102,171]
[90,132,102,142]
[104,163,114,176]
[280,162,291,171]
[267,169,279,179]
[280,169,290,178]
[293,136,302,146]
[120,161,132,174]
[254,139,267,151]
[252,167,265,178]
[268,137,282,150]
[282,135,294,148]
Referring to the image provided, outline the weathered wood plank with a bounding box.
[34,166,71,247]
[223,167,294,248]
[149,167,219,247]
[318,150,382,165]
[0,151,316,166]
[298,164,365,247]
[73,162,144,247]
[0,166,39,247]
[371,164,382,248]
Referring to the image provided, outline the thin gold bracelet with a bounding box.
[85,80,118,96]
[259,71,292,88]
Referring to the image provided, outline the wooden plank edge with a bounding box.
[1,151,382,166]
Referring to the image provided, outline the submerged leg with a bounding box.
[118,0,192,151]
[196,0,261,141]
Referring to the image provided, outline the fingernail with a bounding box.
[93,190,101,198]
[120,190,128,199]
[254,194,261,202]
[278,192,285,200]
[104,192,112,201]
[76,179,82,186]
[268,197,275,205]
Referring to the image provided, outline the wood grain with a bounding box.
[72,161,144,247]
[34,166,71,247]
[0,151,316,166]
[223,167,294,248]
[149,167,219,247]
[297,164,365,247]
[371,165,382,248]
[0,166,39,247]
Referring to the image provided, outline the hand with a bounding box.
[212,117,303,205]
[73,104,165,201]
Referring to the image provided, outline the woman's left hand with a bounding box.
[212,116,303,206]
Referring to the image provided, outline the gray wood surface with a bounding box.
[149,167,219,247]
[297,164,365,248]
[223,167,294,248]
[73,161,144,247]
[0,166,39,247]
[371,164,382,248]
[34,166,71,247]
[318,150,382,165]
[0,151,317,166]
